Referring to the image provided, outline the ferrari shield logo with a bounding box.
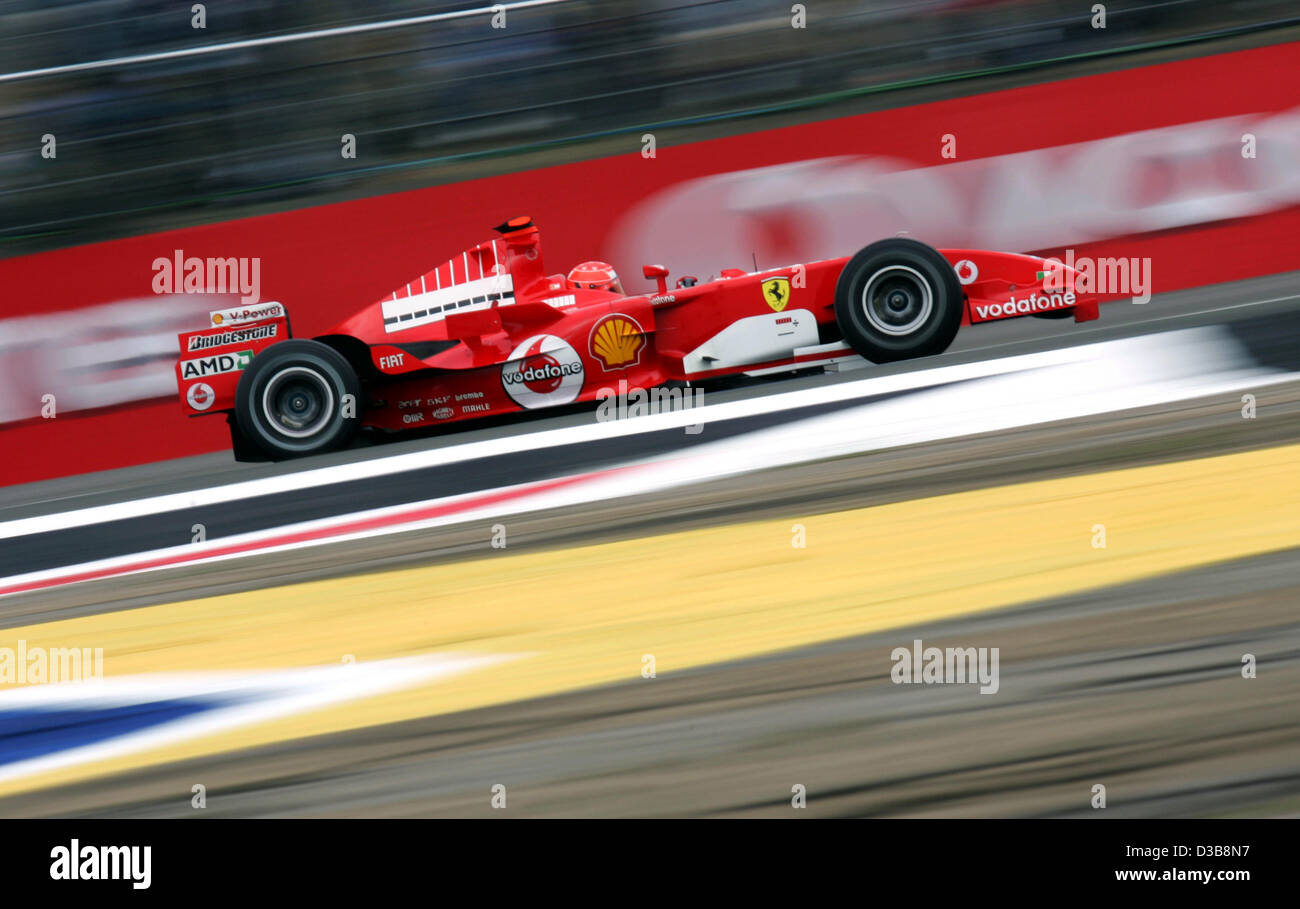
[762,277,790,312]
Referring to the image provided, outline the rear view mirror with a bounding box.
[642,264,669,295]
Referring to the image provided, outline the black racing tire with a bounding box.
[226,412,267,462]
[234,339,361,459]
[833,238,963,363]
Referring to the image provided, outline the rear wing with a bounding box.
[176,312,290,415]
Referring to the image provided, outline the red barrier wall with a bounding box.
[2,41,1297,486]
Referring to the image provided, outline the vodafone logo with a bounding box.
[974,291,1077,320]
[954,260,979,285]
[501,335,584,409]
[186,382,215,411]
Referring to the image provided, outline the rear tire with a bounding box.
[234,340,361,460]
[227,412,267,462]
[833,238,963,363]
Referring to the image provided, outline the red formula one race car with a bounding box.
[175,216,1099,460]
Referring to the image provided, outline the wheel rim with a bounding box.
[861,265,933,336]
[261,366,335,438]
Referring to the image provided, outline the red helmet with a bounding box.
[567,261,623,294]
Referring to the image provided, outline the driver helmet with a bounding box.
[567,261,623,294]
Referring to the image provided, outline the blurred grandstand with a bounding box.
[0,0,1296,252]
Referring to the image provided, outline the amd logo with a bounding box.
[180,349,252,379]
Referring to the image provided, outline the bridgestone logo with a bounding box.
[503,362,582,384]
[187,324,278,351]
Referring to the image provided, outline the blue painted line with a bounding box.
[0,697,246,766]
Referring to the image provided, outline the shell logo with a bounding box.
[211,312,225,325]
[589,314,645,371]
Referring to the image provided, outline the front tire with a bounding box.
[234,340,361,459]
[833,238,963,363]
